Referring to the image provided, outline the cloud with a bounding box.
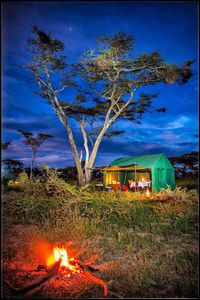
[2,115,58,132]
[20,153,73,165]
[167,116,190,129]
[2,74,20,86]
[155,130,181,142]
[137,115,191,130]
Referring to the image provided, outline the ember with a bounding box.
[4,244,108,298]
[51,246,83,276]
[51,245,107,296]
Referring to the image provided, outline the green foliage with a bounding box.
[16,171,29,183]
[18,129,53,155]
[176,177,198,190]
[3,171,198,236]
[3,159,24,179]
[44,165,78,198]
[3,168,80,224]
[28,26,67,71]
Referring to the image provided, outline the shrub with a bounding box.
[3,170,198,236]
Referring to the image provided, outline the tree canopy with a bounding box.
[18,129,53,178]
[25,27,193,185]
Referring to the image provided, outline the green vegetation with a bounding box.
[2,169,198,298]
[176,177,198,191]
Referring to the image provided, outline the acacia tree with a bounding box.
[18,129,53,179]
[26,27,193,185]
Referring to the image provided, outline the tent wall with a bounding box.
[151,155,175,191]
[152,168,167,191]
[166,168,175,190]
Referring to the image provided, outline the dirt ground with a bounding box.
[2,219,198,299]
[2,222,114,299]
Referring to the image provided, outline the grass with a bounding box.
[176,177,198,190]
[2,171,199,298]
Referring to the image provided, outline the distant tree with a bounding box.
[25,27,193,186]
[18,130,53,179]
[3,159,24,178]
[2,142,11,150]
[169,152,198,178]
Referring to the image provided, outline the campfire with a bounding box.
[4,244,108,298]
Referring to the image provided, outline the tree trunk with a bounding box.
[77,173,86,186]
[30,152,35,179]
[88,126,108,171]
[84,168,92,184]
[77,168,92,186]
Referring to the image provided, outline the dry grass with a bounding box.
[2,171,199,298]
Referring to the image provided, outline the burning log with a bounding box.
[4,258,62,296]
[4,245,109,298]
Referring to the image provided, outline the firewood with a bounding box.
[3,259,62,295]
[78,261,100,273]
[82,269,108,297]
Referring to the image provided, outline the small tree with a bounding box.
[18,130,53,179]
[25,27,193,185]
[3,159,24,178]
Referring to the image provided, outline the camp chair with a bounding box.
[121,185,128,191]
[111,182,121,191]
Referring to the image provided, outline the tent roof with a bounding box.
[110,153,166,168]
[101,166,149,171]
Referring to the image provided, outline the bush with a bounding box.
[3,169,198,235]
[3,168,81,224]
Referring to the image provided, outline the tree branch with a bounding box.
[78,118,90,165]
[35,68,83,170]
[109,91,134,125]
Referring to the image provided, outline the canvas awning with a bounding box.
[98,166,150,171]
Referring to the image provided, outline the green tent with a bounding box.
[104,153,175,191]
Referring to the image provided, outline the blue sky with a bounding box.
[2,1,199,168]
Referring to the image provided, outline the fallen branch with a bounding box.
[78,261,101,273]
[77,260,108,296]
[83,270,108,297]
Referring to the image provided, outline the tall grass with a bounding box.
[3,170,198,237]
[3,169,199,298]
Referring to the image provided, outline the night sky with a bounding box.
[2,1,199,169]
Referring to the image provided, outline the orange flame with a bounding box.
[53,246,81,273]
[46,245,107,297]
